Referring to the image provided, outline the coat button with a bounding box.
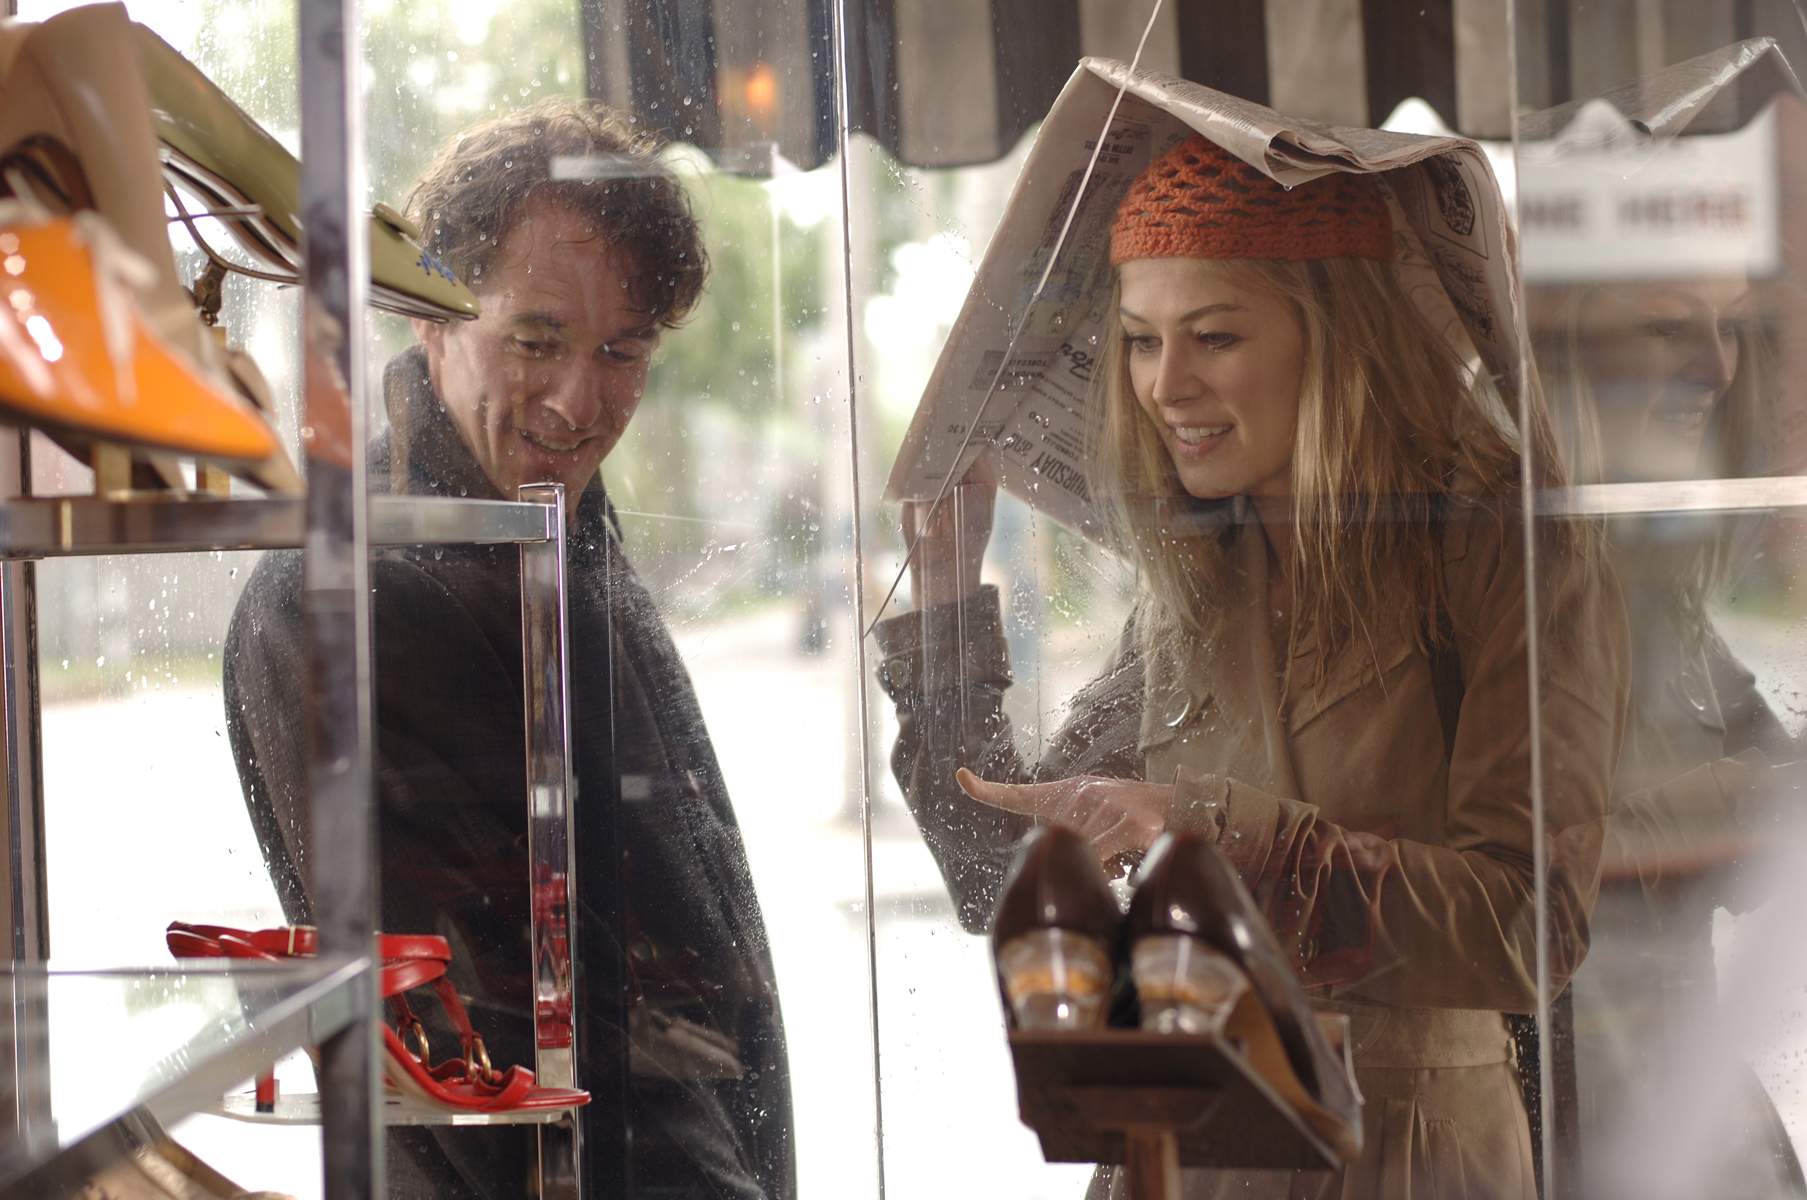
[1163,690,1209,729]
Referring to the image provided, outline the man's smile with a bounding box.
[518,428,589,455]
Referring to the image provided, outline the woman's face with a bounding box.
[1578,279,1749,483]
[1118,258,1307,501]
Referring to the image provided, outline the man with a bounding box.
[225,98,793,1199]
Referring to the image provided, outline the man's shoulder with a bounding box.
[228,549,304,643]
[229,546,503,646]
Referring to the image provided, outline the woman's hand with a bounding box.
[956,766,1172,869]
[901,454,998,609]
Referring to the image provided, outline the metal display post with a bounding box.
[297,0,380,1194]
[519,482,583,1199]
[0,421,48,1147]
[1,565,41,967]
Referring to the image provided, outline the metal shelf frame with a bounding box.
[0,957,371,1195]
[0,495,556,561]
[1540,476,1807,516]
[0,483,582,1197]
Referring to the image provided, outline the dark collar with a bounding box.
[378,345,616,539]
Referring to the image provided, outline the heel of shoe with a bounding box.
[254,1067,278,1114]
[990,826,1123,1032]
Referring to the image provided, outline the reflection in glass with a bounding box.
[1526,45,1807,1199]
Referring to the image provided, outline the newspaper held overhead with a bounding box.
[1515,36,1802,142]
[884,56,1521,539]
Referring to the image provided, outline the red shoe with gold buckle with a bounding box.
[166,921,590,1115]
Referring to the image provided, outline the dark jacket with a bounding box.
[225,347,794,1199]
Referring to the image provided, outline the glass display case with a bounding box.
[5,2,1807,1199]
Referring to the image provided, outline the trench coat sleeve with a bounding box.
[1591,752,1759,887]
[1707,625,1795,761]
[874,585,1144,933]
[225,549,527,943]
[1166,518,1627,1013]
[1580,629,1800,907]
[1595,757,1807,915]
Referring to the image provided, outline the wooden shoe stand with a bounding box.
[1007,1019,1355,1200]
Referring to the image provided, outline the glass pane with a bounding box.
[848,125,1129,1195]
[0,960,358,1187]
[1516,4,1807,1196]
[222,0,872,1195]
[855,5,1609,1198]
[12,0,886,1193]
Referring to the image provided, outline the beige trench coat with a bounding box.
[875,498,1629,1200]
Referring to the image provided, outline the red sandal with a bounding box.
[166,921,590,1115]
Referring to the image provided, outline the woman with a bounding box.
[1539,273,1807,1198]
[874,133,1629,1197]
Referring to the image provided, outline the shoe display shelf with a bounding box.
[215,1088,575,1128]
[0,493,555,559]
[1,482,588,1197]
[0,0,594,1188]
[1541,476,1807,516]
[0,956,369,1195]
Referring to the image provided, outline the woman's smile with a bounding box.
[1169,422,1233,448]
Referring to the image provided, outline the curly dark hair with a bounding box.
[406,97,707,327]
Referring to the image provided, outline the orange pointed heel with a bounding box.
[0,209,279,466]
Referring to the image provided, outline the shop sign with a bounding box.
[1518,102,1778,283]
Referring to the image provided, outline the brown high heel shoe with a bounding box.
[1127,833,1362,1159]
[991,825,1122,1031]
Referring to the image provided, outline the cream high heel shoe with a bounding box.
[0,4,476,326]
[0,3,298,492]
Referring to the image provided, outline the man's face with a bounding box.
[416,196,659,503]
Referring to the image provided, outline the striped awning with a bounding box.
[580,0,1807,175]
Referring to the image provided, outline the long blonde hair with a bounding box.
[1090,256,1572,687]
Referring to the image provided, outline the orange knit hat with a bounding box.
[1110,134,1393,265]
